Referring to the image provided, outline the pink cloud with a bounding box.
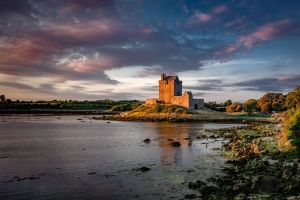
[61,0,111,15]
[214,19,296,55]
[194,11,212,22]
[237,19,292,49]
[0,37,58,66]
[212,4,228,14]
[185,5,227,28]
[44,20,121,41]
[224,16,246,27]
[277,74,300,81]
[138,27,153,34]
[214,45,237,55]
[60,54,115,73]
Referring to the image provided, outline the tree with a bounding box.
[261,102,272,113]
[272,102,281,111]
[0,95,6,102]
[226,102,243,113]
[282,85,300,156]
[6,99,12,104]
[285,85,300,109]
[243,99,257,114]
[257,92,286,111]
[223,99,232,107]
[284,104,300,156]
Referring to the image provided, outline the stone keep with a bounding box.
[146,73,204,109]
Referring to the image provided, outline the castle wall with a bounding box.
[192,99,204,109]
[159,80,172,102]
[173,80,182,96]
[172,95,190,108]
[146,98,158,105]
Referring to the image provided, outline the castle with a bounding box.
[146,73,204,109]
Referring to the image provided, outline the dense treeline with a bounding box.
[0,98,142,111]
[204,92,288,114]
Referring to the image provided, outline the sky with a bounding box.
[0,0,300,102]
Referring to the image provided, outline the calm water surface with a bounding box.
[0,115,243,199]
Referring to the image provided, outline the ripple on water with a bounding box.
[0,115,242,199]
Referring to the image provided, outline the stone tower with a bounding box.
[158,73,182,102]
[146,73,204,109]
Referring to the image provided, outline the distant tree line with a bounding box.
[0,97,142,111]
[204,91,292,114]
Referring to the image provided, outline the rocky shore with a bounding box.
[186,122,300,199]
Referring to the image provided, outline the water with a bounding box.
[0,115,243,199]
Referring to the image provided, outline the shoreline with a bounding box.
[93,114,276,124]
[0,110,120,116]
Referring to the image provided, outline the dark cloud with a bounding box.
[184,79,224,91]
[191,92,209,96]
[232,75,300,92]
[1,82,37,91]
[0,0,35,16]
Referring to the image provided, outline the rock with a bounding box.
[201,134,207,138]
[234,193,247,200]
[133,167,151,172]
[188,180,206,189]
[208,135,216,138]
[184,194,198,199]
[170,141,181,147]
[143,138,151,143]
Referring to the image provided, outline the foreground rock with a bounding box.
[170,141,181,147]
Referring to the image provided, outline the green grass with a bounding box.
[123,103,198,116]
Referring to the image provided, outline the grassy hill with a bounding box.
[121,103,198,116]
[98,103,273,122]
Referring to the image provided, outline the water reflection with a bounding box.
[150,123,199,165]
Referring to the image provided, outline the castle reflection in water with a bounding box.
[144,123,202,165]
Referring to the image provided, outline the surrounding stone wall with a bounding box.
[172,95,189,108]
[192,99,204,109]
[146,98,158,104]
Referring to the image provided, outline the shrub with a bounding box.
[286,109,300,155]
[226,102,243,113]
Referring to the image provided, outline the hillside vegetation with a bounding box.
[121,103,198,116]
